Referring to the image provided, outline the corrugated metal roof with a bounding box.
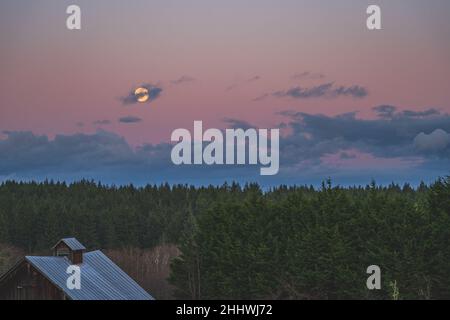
[54,238,86,251]
[26,251,154,300]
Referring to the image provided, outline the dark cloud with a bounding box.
[272,82,368,100]
[373,105,440,119]
[1,107,449,186]
[76,122,84,128]
[0,130,258,185]
[171,76,195,85]
[119,116,142,124]
[291,72,325,80]
[278,107,450,166]
[121,84,163,105]
[339,152,357,160]
[0,130,137,174]
[273,83,333,99]
[255,82,368,101]
[373,105,397,119]
[333,85,368,98]
[400,109,440,118]
[0,130,177,184]
[414,129,450,153]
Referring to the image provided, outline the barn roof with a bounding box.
[25,250,153,300]
[52,238,86,251]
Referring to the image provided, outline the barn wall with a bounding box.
[0,262,66,300]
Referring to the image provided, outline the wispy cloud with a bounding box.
[373,105,441,120]
[291,71,325,80]
[171,75,195,85]
[247,75,261,82]
[225,84,238,91]
[226,75,261,91]
[264,82,368,100]
[119,116,142,124]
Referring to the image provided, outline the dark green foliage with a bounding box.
[170,177,450,300]
[0,177,449,299]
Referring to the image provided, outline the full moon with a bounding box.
[134,87,149,103]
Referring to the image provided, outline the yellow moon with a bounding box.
[134,87,149,103]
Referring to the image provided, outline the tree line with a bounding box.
[0,177,449,299]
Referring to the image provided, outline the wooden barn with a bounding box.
[0,238,153,300]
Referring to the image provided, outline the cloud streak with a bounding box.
[171,76,195,85]
[291,71,325,80]
[119,116,142,124]
[247,76,261,82]
[272,82,368,100]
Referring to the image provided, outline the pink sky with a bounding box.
[1,1,449,146]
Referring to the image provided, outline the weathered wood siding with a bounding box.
[0,261,66,300]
